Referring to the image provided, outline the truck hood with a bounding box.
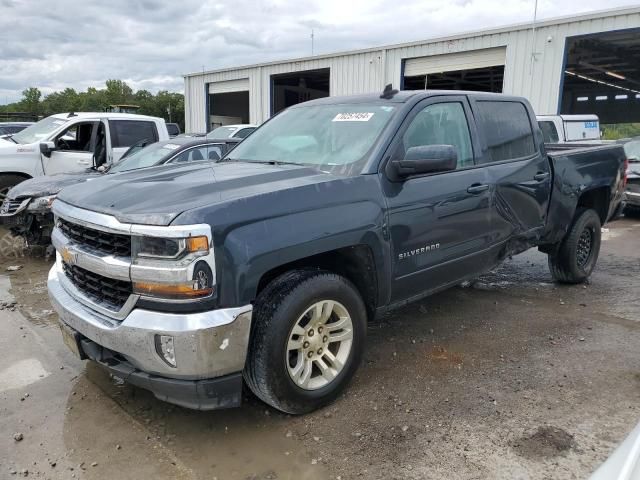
[8,171,102,200]
[57,161,338,226]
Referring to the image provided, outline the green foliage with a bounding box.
[601,123,640,140]
[0,80,184,130]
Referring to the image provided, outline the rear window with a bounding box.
[109,120,158,148]
[476,101,536,163]
[166,123,180,136]
[538,121,559,144]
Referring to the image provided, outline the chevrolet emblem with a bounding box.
[61,246,77,265]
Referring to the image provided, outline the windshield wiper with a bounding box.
[4,135,18,144]
[222,158,305,167]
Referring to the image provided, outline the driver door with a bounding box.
[44,121,98,175]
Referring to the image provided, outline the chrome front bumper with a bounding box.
[48,265,252,380]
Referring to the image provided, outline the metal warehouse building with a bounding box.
[184,6,640,133]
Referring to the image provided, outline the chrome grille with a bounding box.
[62,262,132,311]
[58,218,131,257]
[0,198,28,215]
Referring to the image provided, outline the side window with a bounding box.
[538,121,559,144]
[170,146,218,164]
[109,120,158,148]
[475,101,536,163]
[234,128,255,139]
[56,122,95,152]
[399,102,474,169]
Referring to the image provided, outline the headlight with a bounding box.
[132,235,209,260]
[27,194,57,211]
[131,234,214,300]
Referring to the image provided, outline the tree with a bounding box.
[21,87,41,115]
[104,79,133,106]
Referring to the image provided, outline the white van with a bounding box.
[0,112,169,195]
[537,114,601,143]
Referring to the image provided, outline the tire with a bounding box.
[0,174,27,202]
[244,269,367,414]
[548,208,601,284]
[624,204,640,218]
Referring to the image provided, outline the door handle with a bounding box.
[77,160,90,165]
[467,184,489,194]
[534,172,550,181]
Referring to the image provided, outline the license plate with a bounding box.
[59,322,82,359]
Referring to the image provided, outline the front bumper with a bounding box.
[48,266,252,409]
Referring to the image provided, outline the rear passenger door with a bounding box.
[383,96,494,302]
[470,98,551,246]
[108,120,159,162]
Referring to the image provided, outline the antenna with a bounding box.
[311,29,315,56]
[529,0,539,75]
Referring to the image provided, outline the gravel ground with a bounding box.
[0,217,639,480]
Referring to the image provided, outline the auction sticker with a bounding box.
[333,112,374,122]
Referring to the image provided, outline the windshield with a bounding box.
[109,142,178,172]
[12,116,69,144]
[224,104,397,174]
[207,126,238,139]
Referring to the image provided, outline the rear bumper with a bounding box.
[625,190,640,207]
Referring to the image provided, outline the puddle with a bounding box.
[0,358,50,391]
[75,363,328,480]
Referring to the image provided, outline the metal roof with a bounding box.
[184,5,640,78]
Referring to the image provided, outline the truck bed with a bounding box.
[542,142,626,244]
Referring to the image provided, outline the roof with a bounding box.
[296,89,518,107]
[50,112,162,121]
[185,6,640,78]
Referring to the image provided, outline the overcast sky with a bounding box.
[0,0,638,103]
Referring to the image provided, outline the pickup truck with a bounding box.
[0,137,241,249]
[0,112,169,197]
[47,89,627,414]
[537,114,601,143]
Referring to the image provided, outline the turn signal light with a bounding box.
[186,236,209,253]
[133,281,213,299]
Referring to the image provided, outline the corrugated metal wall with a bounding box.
[184,8,640,132]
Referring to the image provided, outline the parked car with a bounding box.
[206,124,257,139]
[48,89,626,414]
[166,122,181,137]
[590,420,640,479]
[0,122,34,136]
[537,114,601,143]
[616,137,640,214]
[0,112,169,197]
[0,137,241,248]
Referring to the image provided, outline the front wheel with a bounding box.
[548,208,601,284]
[244,270,367,414]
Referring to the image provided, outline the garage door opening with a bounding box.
[402,47,506,93]
[271,68,330,115]
[404,65,504,92]
[560,28,640,127]
[208,90,249,131]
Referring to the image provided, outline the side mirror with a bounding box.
[39,141,56,158]
[387,144,458,180]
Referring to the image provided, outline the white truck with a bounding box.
[537,114,601,144]
[0,112,169,196]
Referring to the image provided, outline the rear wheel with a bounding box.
[244,270,367,414]
[548,208,601,284]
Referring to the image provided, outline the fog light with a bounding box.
[155,335,177,367]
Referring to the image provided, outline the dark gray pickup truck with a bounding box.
[47,89,627,414]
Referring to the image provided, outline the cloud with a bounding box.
[0,0,638,104]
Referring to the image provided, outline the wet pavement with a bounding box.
[1,217,639,479]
